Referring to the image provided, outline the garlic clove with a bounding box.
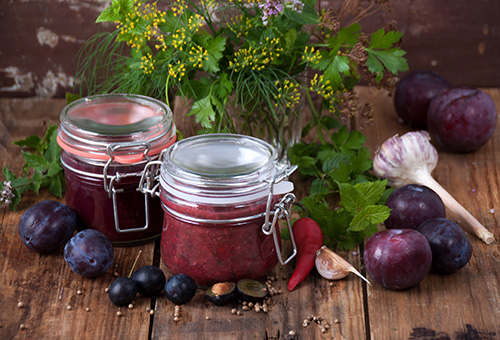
[315,246,370,285]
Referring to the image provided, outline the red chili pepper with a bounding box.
[288,217,324,291]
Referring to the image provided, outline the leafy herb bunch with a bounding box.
[1,125,64,210]
[78,0,407,138]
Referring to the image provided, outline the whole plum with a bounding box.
[64,229,114,278]
[364,229,432,290]
[18,200,77,254]
[164,273,197,305]
[417,218,472,274]
[427,87,497,152]
[394,70,450,127]
[385,184,446,230]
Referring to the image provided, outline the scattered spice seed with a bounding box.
[289,330,296,336]
[128,304,134,309]
[105,288,109,293]
[66,305,72,311]
[19,324,27,330]
[205,316,210,320]
[113,271,120,277]
[150,310,155,315]
[117,311,123,317]
[77,290,83,295]
[231,308,237,315]
[242,306,249,311]
[236,310,241,316]
[173,316,180,322]
[17,302,24,308]
[334,319,340,324]
[85,307,90,312]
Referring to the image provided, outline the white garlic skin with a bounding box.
[373,131,438,188]
[315,246,350,280]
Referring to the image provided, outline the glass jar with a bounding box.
[57,94,176,245]
[157,134,297,287]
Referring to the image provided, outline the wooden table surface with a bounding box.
[1,88,500,340]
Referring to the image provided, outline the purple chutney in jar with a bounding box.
[58,94,176,246]
[158,134,293,287]
[61,150,164,245]
[160,194,280,287]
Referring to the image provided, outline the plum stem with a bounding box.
[411,174,495,245]
[128,250,143,278]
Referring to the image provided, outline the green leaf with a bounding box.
[3,167,16,181]
[310,178,330,196]
[44,128,61,163]
[21,151,49,171]
[31,171,43,194]
[188,96,216,129]
[48,172,64,197]
[214,73,233,99]
[47,162,62,177]
[354,180,388,206]
[96,0,134,23]
[367,48,408,75]
[65,92,81,104]
[13,135,41,149]
[202,36,226,73]
[368,29,403,50]
[348,205,391,232]
[338,182,366,214]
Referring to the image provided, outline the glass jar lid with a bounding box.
[57,94,176,164]
[160,134,292,203]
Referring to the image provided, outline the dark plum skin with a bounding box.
[417,218,472,274]
[131,265,166,297]
[394,70,451,127]
[364,229,432,290]
[18,200,77,254]
[64,229,114,278]
[427,87,497,153]
[385,184,446,230]
[108,277,138,306]
[164,273,197,305]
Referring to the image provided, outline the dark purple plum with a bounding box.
[18,200,77,254]
[131,265,166,297]
[364,229,432,290]
[164,273,197,305]
[108,277,138,306]
[394,70,451,127]
[385,184,446,230]
[417,218,472,274]
[64,229,114,278]
[427,87,497,153]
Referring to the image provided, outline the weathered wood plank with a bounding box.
[358,87,500,340]
[151,250,366,340]
[0,98,157,340]
[1,0,500,99]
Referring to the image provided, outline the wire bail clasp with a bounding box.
[261,164,298,265]
[102,142,153,234]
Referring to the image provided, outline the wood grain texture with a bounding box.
[358,87,500,340]
[1,0,500,98]
[1,89,500,340]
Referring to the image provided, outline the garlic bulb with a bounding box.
[315,246,370,285]
[373,131,495,245]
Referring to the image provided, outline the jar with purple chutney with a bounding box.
[157,134,297,287]
[57,94,176,246]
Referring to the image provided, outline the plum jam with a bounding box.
[158,134,297,287]
[57,94,176,245]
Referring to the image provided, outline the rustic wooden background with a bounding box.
[1,0,500,99]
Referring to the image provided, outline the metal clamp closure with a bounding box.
[102,142,153,234]
[262,193,297,265]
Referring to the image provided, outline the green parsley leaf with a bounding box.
[188,96,216,129]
